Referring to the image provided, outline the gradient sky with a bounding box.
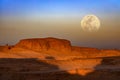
[0,0,120,49]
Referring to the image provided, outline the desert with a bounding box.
[0,37,120,80]
[1,0,120,80]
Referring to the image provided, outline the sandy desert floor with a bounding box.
[0,56,120,80]
[0,38,120,80]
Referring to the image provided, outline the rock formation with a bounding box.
[0,37,120,59]
[15,37,72,52]
[72,46,99,52]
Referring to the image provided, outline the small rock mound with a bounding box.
[15,37,72,52]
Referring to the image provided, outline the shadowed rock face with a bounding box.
[15,37,72,52]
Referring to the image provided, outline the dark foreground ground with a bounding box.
[0,57,120,80]
[1,70,120,80]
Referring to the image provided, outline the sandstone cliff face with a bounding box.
[14,37,120,58]
[15,37,72,52]
[0,37,120,59]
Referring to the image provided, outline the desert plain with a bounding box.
[0,37,120,80]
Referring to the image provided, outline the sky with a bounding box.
[0,0,120,49]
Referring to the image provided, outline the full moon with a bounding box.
[81,15,100,32]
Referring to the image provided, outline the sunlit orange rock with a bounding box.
[1,37,119,59]
[15,37,72,52]
[67,69,94,76]
[72,46,99,52]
